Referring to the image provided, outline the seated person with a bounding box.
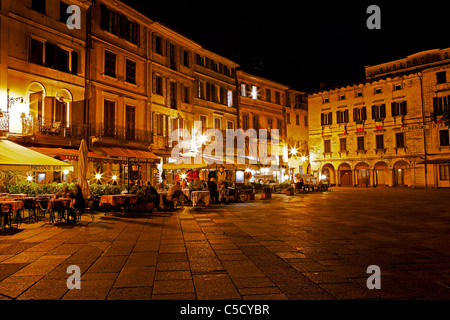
[166,181,181,203]
[208,178,218,203]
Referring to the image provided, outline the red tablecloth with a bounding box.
[0,200,24,213]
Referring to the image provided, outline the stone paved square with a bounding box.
[1,187,450,301]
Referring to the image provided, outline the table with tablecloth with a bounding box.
[191,191,211,207]
[0,200,24,214]
[99,195,138,207]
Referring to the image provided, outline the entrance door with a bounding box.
[376,169,386,186]
[357,169,370,186]
[395,169,405,186]
[340,170,352,186]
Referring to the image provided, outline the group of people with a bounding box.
[55,184,86,221]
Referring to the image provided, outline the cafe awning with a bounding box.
[29,147,107,162]
[0,140,74,172]
[101,146,160,163]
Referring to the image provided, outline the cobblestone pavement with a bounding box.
[1,187,450,300]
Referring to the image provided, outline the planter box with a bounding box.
[260,192,271,199]
[285,190,294,196]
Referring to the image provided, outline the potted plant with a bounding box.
[242,184,255,200]
[285,186,294,196]
[260,186,272,199]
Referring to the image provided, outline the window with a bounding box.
[324,140,331,154]
[200,115,207,133]
[439,165,450,181]
[104,100,115,137]
[155,36,163,55]
[242,114,249,131]
[60,2,69,23]
[374,88,382,94]
[45,43,70,72]
[356,91,363,97]
[304,116,308,127]
[198,81,205,99]
[154,75,163,96]
[183,50,190,67]
[296,114,300,125]
[338,94,346,101]
[433,96,450,115]
[214,118,222,130]
[353,107,367,122]
[321,112,333,126]
[196,54,205,67]
[275,92,281,105]
[376,135,384,150]
[267,118,273,130]
[169,82,177,109]
[29,38,44,65]
[323,97,330,103]
[227,120,235,130]
[265,89,271,102]
[394,84,402,91]
[396,132,405,148]
[219,87,227,105]
[183,85,190,103]
[336,110,349,124]
[391,101,407,117]
[437,71,447,84]
[100,4,140,45]
[104,50,116,77]
[357,136,365,151]
[372,104,386,120]
[340,138,347,152]
[440,130,450,147]
[240,84,246,97]
[227,90,233,107]
[125,105,136,140]
[277,119,282,136]
[155,114,165,136]
[253,116,259,130]
[286,113,290,124]
[125,59,136,84]
[32,0,46,14]
[251,86,258,100]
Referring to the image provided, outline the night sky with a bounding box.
[121,0,448,92]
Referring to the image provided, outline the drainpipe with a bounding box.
[418,72,428,189]
[84,1,94,145]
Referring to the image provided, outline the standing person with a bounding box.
[208,178,218,204]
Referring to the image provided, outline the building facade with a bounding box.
[309,48,450,188]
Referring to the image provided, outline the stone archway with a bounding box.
[321,163,336,185]
[393,160,411,187]
[374,161,389,187]
[354,162,370,187]
[338,163,352,186]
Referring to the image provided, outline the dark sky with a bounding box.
[121,0,448,92]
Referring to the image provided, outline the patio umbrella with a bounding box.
[78,139,91,200]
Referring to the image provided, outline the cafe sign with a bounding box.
[32,165,64,171]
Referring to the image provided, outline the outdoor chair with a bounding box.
[22,198,37,222]
[51,200,68,223]
[0,203,20,229]
[36,198,50,222]
[166,190,184,211]
[83,197,99,221]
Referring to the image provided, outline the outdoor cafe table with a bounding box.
[7,194,28,198]
[99,195,138,207]
[191,190,210,207]
[48,198,73,222]
[0,199,24,214]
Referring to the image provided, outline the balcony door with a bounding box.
[125,105,136,141]
[104,100,115,138]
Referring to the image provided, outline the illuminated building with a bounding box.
[308,48,450,188]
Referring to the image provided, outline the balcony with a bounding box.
[22,117,90,140]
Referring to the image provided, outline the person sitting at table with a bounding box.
[208,178,219,204]
[70,184,85,221]
[218,182,228,204]
[164,181,181,205]
[57,185,73,198]
[193,178,204,191]
[148,184,160,210]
